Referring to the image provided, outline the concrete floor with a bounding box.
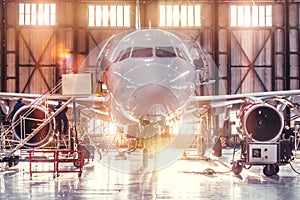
[1,148,300,200]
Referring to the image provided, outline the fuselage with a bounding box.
[99,29,198,137]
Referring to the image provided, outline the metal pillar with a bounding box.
[0,0,6,92]
[284,1,291,124]
[285,0,290,91]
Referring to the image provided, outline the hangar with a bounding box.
[0,0,300,199]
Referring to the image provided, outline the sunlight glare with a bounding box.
[88,5,95,26]
[187,5,194,27]
[244,6,251,26]
[110,5,117,27]
[166,5,173,26]
[19,3,25,25]
[96,6,101,26]
[50,4,56,25]
[31,4,37,25]
[231,5,237,26]
[102,5,109,26]
[25,4,31,25]
[44,4,50,25]
[252,6,258,26]
[194,5,201,26]
[124,5,130,26]
[266,5,272,26]
[259,6,265,26]
[237,6,244,26]
[117,5,123,27]
[38,4,44,25]
[181,5,187,26]
[173,5,179,27]
[231,5,272,27]
[159,5,166,26]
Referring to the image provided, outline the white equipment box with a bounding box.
[62,73,92,96]
[248,143,278,164]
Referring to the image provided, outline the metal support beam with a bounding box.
[213,0,220,133]
[271,30,275,91]
[1,0,7,92]
[284,0,291,124]
[73,0,79,73]
[285,0,290,91]
[213,0,219,92]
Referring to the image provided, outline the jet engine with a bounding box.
[240,103,284,142]
[232,102,294,177]
[11,105,54,148]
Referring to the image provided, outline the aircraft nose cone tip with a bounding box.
[148,104,167,116]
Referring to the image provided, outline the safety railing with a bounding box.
[28,149,84,179]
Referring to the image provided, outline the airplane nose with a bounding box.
[128,83,180,118]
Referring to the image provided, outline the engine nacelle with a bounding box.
[240,103,284,142]
[11,105,54,148]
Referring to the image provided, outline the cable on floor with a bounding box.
[179,167,233,175]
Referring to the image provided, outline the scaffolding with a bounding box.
[0,80,75,165]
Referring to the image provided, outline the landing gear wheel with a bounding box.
[231,162,243,175]
[263,164,279,176]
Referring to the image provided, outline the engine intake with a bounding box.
[240,103,283,142]
[11,105,54,148]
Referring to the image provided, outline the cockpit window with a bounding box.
[176,47,188,61]
[131,47,153,57]
[118,47,131,62]
[113,49,124,62]
[155,47,176,57]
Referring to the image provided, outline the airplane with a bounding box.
[1,28,300,175]
[75,28,300,174]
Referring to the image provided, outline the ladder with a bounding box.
[9,97,73,155]
[0,81,63,140]
[0,80,73,155]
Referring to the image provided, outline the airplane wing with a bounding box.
[0,92,68,100]
[192,89,300,107]
[0,93,113,141]
[2,88,300,119]
[0,91,72,114]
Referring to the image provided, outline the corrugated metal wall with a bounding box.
[0,0,299,95]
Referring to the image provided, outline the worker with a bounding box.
[282,124,294,140]
[0,100,9,124]
[10,98,25,122]
[0,106,5,124]
[54,101,69,135]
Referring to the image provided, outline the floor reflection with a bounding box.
[0,149,300,199]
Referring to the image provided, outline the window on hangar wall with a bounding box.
[159,4,201,27]
[88,5,130,27]
[230,5,272,27]
[19,3,56,26]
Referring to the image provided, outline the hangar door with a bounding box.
[226,3,300,94]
